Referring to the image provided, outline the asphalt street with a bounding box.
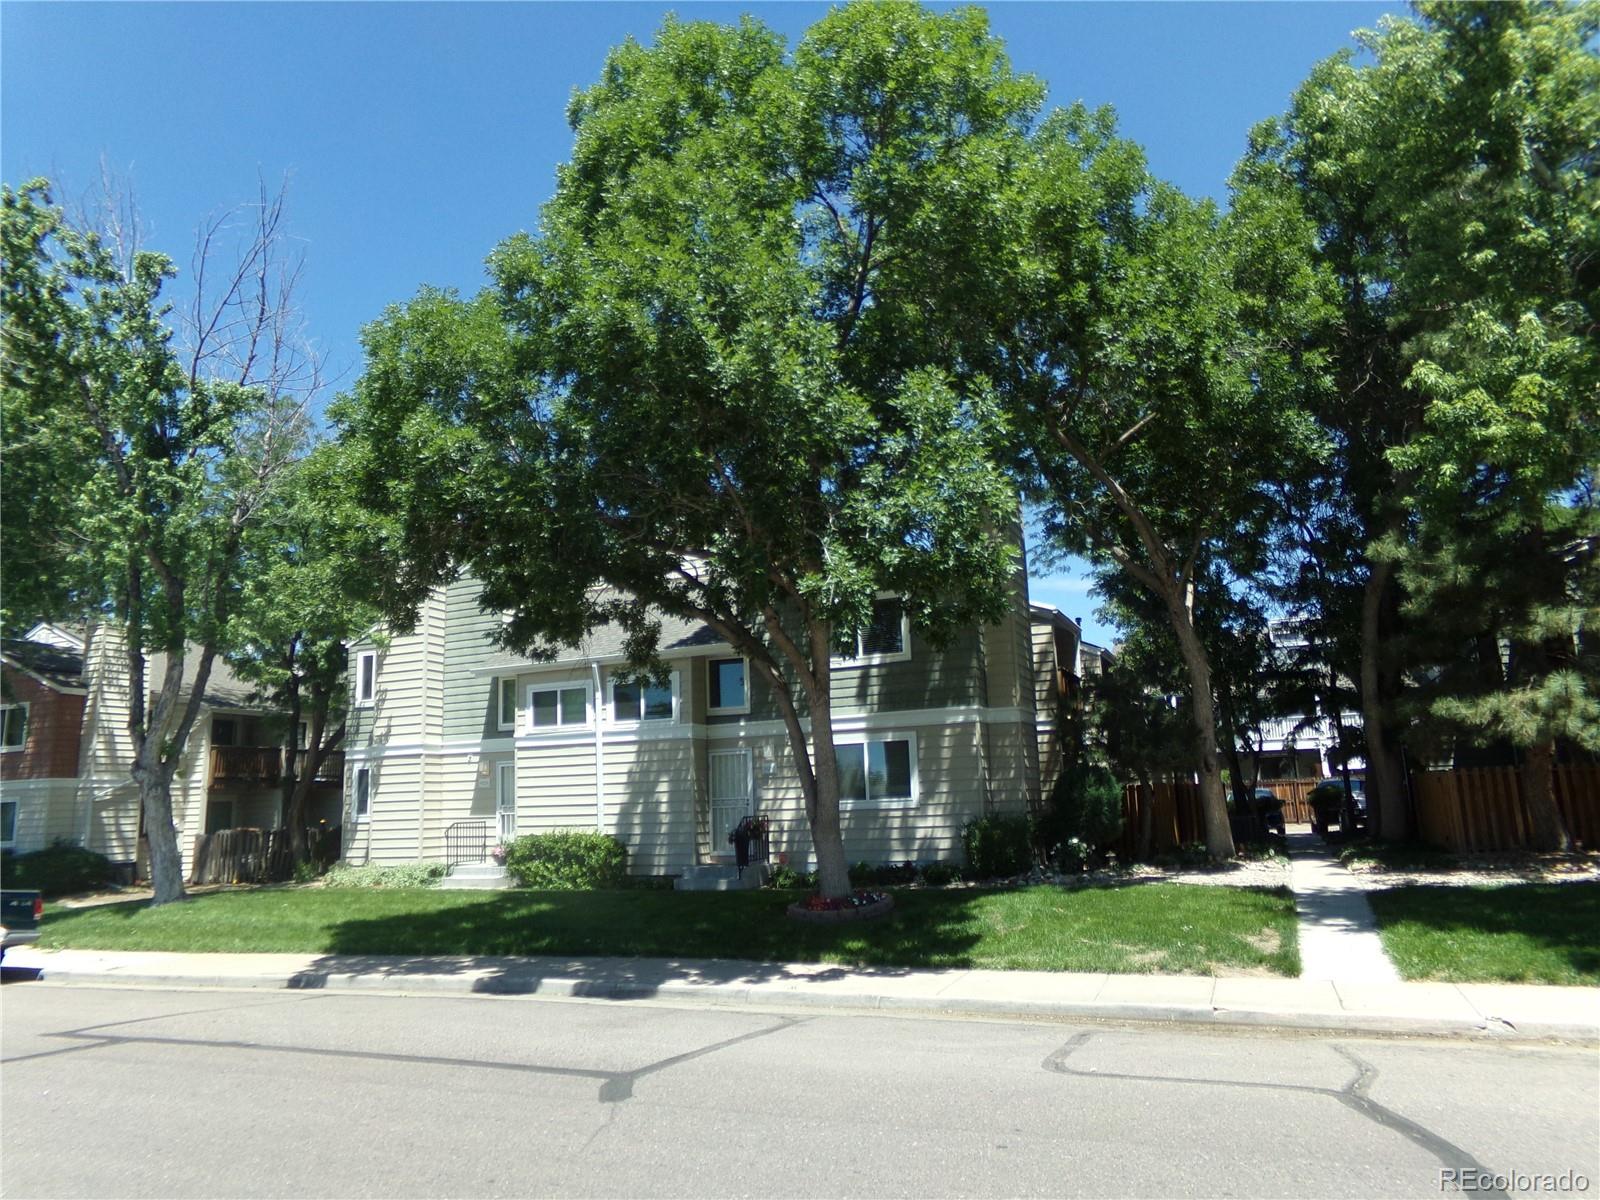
[1,982,1596,1199]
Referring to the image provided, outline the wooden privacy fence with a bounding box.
[1117,781,1205,859]
[1253,778,1320,824]
[1414,766,1600,853]
[189,826,343,885]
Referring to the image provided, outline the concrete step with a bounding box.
[674,863,769,892]
[440,863,512,890]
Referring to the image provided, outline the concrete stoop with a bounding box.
[439,862,512,890]
[674,863,770,892]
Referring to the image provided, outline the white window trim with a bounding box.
[835,732,919,809]
[705,656,751,716]
[832,596,912,668]
[0,798,17,847]
[0,702,29,752]
[526,681,593,733]
[496,677,518,733]
[606,670,680,727]
[354,650,377,707]
[352,766,372,823]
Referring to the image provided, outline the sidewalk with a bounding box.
[1286,830,1402,984]
[7,946,1597,1042]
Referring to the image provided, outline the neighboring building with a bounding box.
[0,621,342,873]
[1,626,89,854]
[1235,618,1363,781]
[342,564,1063,876]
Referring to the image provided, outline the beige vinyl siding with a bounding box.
[1032,620,1068,805]
[419,752,497,861]
[603,735,698,875]
[722,721,990,866]
[828,625,984,716]
[344,754,424,865]
[0,779,79,854]
[514,737,602,836]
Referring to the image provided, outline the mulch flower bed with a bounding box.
[785,890,895,923]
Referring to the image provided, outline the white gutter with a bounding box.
[590,662,606,833]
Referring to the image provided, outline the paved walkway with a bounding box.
[6,946,1596,1041]
[1287,830,1402,984]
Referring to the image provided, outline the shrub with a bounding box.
[767,864,817,890]
[0,841,116,898]
[323,862,448,889]
[961,813,1033,879]
[504,830,628,890]
[1040,765,1125,864]
[919,862,961,887]
[848,861,919,887]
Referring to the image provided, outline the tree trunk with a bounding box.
[137,761,186,905]
[808,695,852,899]
[1360,561,1408,841]
[1165,594,1235,861]
[1521,741,1571,853]
[1136,771,1155,861]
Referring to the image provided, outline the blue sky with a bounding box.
[3,1,1400,643]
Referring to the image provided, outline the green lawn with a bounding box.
[1367,882,1600,986]
[40,883,1301,977]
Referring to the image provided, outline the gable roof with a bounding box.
[477,611,728,675]
[2,638,87,693]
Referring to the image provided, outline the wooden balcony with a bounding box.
[209,746,345,788]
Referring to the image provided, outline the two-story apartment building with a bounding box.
[1,621,342,874]
[342,565,1061,876]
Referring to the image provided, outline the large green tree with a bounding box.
[225,445,376,864]
[1247,0,1599,840]
[1,180,315,902]
[1003,106,1330,861]
[333,7,1037,897]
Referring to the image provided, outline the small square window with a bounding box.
[530,685,589,729]
[834,737,916,807]
[611,675,675,722]
[0,704,28,751]
[835,599,909,664]
[708,658,747,712]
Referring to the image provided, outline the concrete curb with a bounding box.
[9,950,1598,1043]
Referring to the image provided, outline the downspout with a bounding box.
[591,662,606,833]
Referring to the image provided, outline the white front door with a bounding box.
[708,749,753,857]
[496,762,517,844]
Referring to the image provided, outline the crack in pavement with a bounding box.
[6,1007,808,1107]
[1043,1033,1509,1199]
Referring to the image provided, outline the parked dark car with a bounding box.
[1251,788,1287,837]
[1,890,43,963]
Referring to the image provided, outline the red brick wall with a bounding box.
[0,667,84,780]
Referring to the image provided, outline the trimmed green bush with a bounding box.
[1040,764,1125,863]
[322,862,448,889]
[961,813,1033,879]
[767,864,817,889]
[0,841,116,898]
[919,862,961,887]
[504,830,628,890]
[848,861,919,887]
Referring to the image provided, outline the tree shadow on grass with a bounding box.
[293,888,990,998]
[1367,881,1600,982]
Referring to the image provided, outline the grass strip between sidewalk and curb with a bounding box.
[39,883,1301,977]
[1367,881,1600,986]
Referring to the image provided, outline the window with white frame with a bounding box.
[0,703,28,752]
[834,598,910,665]
[0,799,16,846]
[706,657,749,714]
[353,767,371,821]
[355,650,377,706]
[835,735,916,808]
[610,672,676,724]
[497,677,518,731]
[528,683,590,730]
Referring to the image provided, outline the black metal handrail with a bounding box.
[445,819,489,866]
